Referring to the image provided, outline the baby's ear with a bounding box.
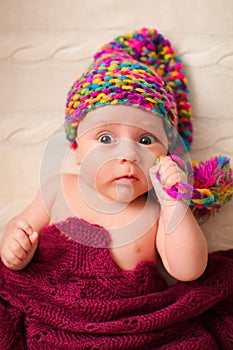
[74,143,81,165]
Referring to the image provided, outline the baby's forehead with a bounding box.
[77,105,166,136]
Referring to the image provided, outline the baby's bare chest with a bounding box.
[51,174,159,269]
[109,224,158,270]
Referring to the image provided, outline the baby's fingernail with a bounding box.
[28,228,33,234]
[29,232,39,244]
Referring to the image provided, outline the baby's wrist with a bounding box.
[159,196,188,211]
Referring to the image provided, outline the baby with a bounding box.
[0,28,208,281]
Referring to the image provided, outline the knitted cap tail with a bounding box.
[96,28,193,150]
[161,155,233,222]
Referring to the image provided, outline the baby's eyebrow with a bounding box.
[92,123,119,131]
[78,123,117,136]
[87,121,121,130]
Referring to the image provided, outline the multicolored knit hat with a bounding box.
[64,28,233,222]
[65,28,192,151]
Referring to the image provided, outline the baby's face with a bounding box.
[75,105,168,203]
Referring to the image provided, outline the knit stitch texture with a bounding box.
[65,28,192,150]
[0,217,233,349]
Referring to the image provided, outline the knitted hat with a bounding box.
[65,28,192,151]
[64,28,233,222]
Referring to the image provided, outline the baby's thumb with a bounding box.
[149,162,168,206]
[149,163,162,188]
[29,231,39,248]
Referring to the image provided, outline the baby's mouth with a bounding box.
[115,175,138,183]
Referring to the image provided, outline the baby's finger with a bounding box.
[160,162,178,180]
[13,229,32,252]
[15,220,34,235]
[2,247,25,267]
[10,239,28,260]
[162,169,187,188]
[159,156,175,167]
[159,162,175,182]
[160,157,178,171]
[162,172,180,188]
[29,231,39,246]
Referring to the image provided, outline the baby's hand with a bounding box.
[149,156,187,206]
[0,220,39,270]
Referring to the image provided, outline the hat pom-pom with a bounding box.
[162,155,233,222]
[190,155,233,222]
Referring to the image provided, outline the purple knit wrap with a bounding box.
[0,218,233,349]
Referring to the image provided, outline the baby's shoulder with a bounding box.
[42,173,79,222]
[61,172,78,183]
[41,173,78,205]
[42,172,78,188]
[60,173,80,195]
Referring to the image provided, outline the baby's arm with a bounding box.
[150,157,208,281]
[0,176,57,270]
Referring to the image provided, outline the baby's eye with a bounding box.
[139,135,156,145]
[98,133,116,144]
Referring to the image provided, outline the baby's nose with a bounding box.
[116,139,141,164]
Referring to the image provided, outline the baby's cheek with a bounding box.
[150,143,168,159]
[140,166,155,193]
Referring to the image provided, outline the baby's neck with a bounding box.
[51,174,160,247]
[76,186,159,247]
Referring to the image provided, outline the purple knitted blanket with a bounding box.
[0,217,233,349]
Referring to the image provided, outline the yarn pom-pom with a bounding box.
[190,155,233,222]
[161,155,233,222]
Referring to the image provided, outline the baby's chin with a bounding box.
[105,184,149,205]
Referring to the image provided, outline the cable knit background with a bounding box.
[0,0,233,252]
